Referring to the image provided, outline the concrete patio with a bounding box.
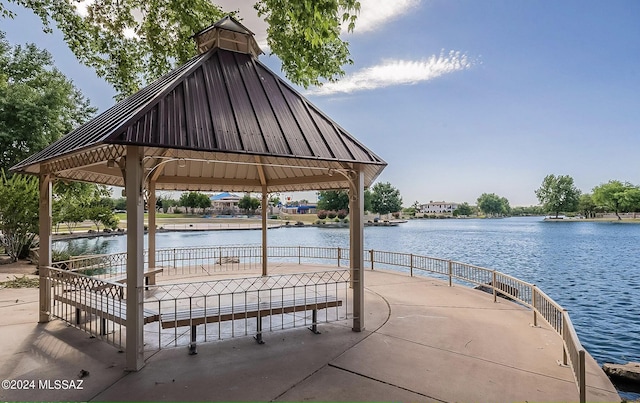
[0,267,619,402]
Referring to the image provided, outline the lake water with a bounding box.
[55,216,640,396]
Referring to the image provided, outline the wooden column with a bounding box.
[38,174,52,323]
[349,167,365,332]
[261,188,268,276]
[148,180,156,269]
[125,145,145,371]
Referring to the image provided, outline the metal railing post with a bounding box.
[410,254,414,277]
[532,284,538,326]
[337,247,341,267]
[370,249,374,270]
[562,309,569,366]
[448,260,452,286]
[298,246,301,265]
[579,350,586,403]
[492,271,497,302]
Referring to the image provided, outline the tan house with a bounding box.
[419,201,459,215]
[210,192,241,214]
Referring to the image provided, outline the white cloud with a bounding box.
[346,0,422,34]
[307,50,475,96]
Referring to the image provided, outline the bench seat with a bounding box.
[102,267,164,286]
[54,292,159,334]
[160,295,343,352]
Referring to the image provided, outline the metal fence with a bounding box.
[51,245,586,401]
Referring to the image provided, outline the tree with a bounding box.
[87,206,119,232]
[179,192,211,214]
[0,170,39,261]
[453,202,474,217]
[534,174,581,218]
[622,187,640,214]
[578,194,597,218]
[370,182,403,217]
[0,32,95,172]
[317,190,349,212]
[53,182,113,232]
[592,180,640,220]
[3,0,360,98]
[160,198,179,213]
[113,198,127,211]
[476,193,509,217]
[364,188,372,213]
[510,205,546,216]
[238,194,261,215]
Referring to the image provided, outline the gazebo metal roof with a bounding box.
[11,17,386,193]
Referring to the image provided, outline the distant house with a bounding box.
[281,204,317,215]
[210,192,241,214]
[419,201,459,215]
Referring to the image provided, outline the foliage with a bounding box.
[364,188,372,212]
[256,0,359,88]
[178,192,211,213]
[592,181,640,219]
[4,0,360,98]
[0,32,95,172]
[577,194,597,218]
[402,207,417,216]
[316,210,327,220]
[160,198,179,213]
[327,210,337,219]
[453,202,474,217]
[268,196,281,207]
[0,275,39,289]
[510,205,546,216]
[370,182,403,216]
[476,193,510,217]
[53,182,112,233]
[238,194,261,215]
[86,206,119,231]
[317,190,349,212]
[337,209,348,219]
[534,174,581,218]
[0,170,39,261]
[113,197,127,211]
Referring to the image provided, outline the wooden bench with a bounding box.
[105,267,164,287]
[54,292,159,335]
[91,267,164,295]
[160,295,343,354]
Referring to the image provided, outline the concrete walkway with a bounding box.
[0,268,619,402]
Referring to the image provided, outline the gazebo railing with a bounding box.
[50,245,586,401]
[144,269,350,349]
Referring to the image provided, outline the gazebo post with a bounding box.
[349,166,365,332]
[148,180,156,269]
[261,187,268,276]
[125,145,145,371]
[38,174,52,323]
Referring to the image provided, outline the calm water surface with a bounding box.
[56,217,640,389]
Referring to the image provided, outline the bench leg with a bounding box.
[308,309,320,334]
[188,325,198,355]
[75,308,81,325]
[254,314,265,344]
[100,317,107,335]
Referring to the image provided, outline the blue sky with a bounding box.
[2,0,639,206]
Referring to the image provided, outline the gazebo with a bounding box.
[11,16,386,371]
